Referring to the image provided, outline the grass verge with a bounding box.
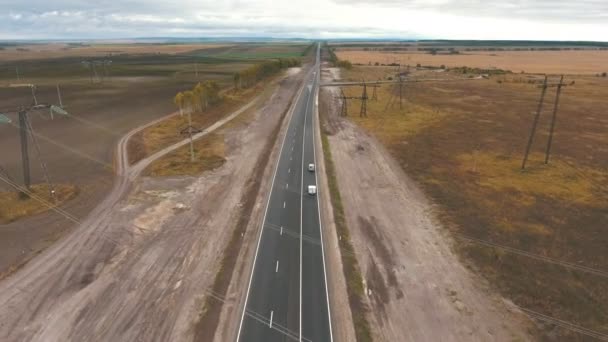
[337,65,608,339]
[320,119,373,341]
[144,133,226,177]
[193,86,297,342]
[0,184,78,224]
[128,83,264,165]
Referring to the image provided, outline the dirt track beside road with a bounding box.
[0,69,304,342]
[320,66,535,341]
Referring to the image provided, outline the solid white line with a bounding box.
[276,260,279,273]
[235,66,312,342]
[270,310,274,329]
[311,51,335,342]
[299,71,313,342]
[280,226,283,235]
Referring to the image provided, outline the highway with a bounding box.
[237,44,333,342]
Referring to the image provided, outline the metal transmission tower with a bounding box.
[398,75,404,109]
[521,75,569,170]
[544,75,565,164]
[360,81,368,117]
[17,110,31,194]
[82,59,112,83]
[99,59,112,82]
[338,89,349,117]
[521,76,548,170]
[371,80,380,101]
[0,85,68,198]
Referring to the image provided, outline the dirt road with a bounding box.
[0,70,303,341]
[320,66,535,341]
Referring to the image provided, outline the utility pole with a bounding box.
[360,81,368,117]
[56,84,63,108]
[1,88,67,199]
[18,109,31,197]
[544,75,564,164]
[179,110,202,162]
[371,81,379,101]
[399,76,404,110]
[31,85,38,106]
[339,89,348,117]
[521,75,548,170]
[187,111,195,162]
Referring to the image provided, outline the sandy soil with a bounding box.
[337,50,608,75]
[313,73,357,342]
[0,70,303,341]
[320,66,535,341]
[0,79,197,277]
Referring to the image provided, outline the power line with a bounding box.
[518,306,608,341]
[0,173,309,342]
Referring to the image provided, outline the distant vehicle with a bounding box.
[308,185,317,195]
[308,163,315,172]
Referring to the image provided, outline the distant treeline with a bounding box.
[357,46,608,52]
[326,46,352,69]
[331,40,608,48]
[233,58,301,89]
[302,43,315,56]
[419,40,608,48]
[173,80,222,115]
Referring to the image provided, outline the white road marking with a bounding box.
[280,226,283,235]
[269,310,274,329]
[283,201,286,208]
[288,168,291,173]
[286,183,289,189]
[299,69,315,342]
[275,260,279,273]
[311,55,335,341]
[235,64,311,341]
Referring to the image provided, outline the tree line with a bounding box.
[326,46,352,69]
[233,58,302,89]
[174,58,303,114]
[173,80,221,116]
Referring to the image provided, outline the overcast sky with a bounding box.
[1,0,607,41]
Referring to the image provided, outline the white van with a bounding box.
[307,185,317,195]
[308,163,315,172]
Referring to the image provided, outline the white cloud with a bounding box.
[0,0,606,40]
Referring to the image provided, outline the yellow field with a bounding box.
[0,184,78,224]
[338,65,608,339]
[336,50,608,75]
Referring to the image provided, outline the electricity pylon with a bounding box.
[0,85,68,199]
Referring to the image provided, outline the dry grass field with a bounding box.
[0,42,307,277]
[145,133,226,177]
[336,49,608,75]
[0,43,230,62]
[338,64,608,340]
[0,184,77,224]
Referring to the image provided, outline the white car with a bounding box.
[308,163,315,172]
[307,185,317,195]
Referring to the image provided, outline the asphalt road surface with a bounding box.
[237,45,332,342]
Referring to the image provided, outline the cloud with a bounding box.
[331,0,608,23]
[0,0,606,40]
